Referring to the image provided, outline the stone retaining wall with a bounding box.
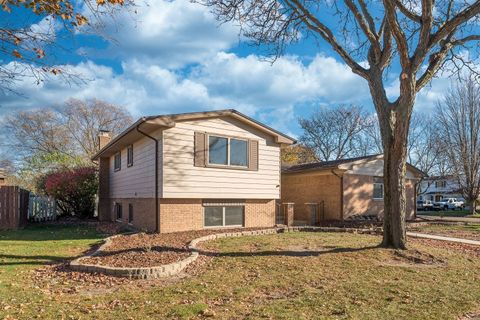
[70,226,382,280]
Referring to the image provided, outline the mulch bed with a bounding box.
[82,228,266,268]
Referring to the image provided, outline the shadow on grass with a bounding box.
[196,244,380,258]
[0,224,104,242]
[0,254,74,266]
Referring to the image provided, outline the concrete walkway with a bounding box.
[407,232,480,246]
[417,215,480,223]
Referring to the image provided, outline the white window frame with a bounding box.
[373,183,384,200]
[114,152,121,172]
[207,134,249,168]
[203,205,245,228]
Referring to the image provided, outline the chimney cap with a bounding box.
[99,129,111,135]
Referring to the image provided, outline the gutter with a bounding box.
[331,169,344,221]
[136,124,160,233]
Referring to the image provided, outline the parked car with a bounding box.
[433,198,465,210]
[417,200,434,211]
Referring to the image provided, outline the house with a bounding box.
[281,155,424,224]
[92,109,295,233]
[418,175,464,202]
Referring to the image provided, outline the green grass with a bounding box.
[1,226,480,319]
[418,210,472,217]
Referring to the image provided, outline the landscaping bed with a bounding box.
[82,228,265,268]
[408,222,480,241]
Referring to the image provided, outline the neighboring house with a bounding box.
[92,109,295,233]
[418,176,464,202]
[281,155,424,224]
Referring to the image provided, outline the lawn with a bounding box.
[417,210,473,217]
[408,222,480,241]
[1,225,480,319]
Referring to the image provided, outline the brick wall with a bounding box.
[244,199,276,228]
[343,174,416,220]
[159,199,203,233]
[104,198,277,233]
[281,172,343,222]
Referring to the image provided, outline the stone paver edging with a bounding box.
[69,226,381,279]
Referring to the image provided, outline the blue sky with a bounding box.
[0,0,452,138]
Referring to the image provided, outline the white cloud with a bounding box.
[80,0,240,68]
[0,53,370,132]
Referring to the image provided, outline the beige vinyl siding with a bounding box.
[344,158,418,179]
[109,130,162,198]
[162,117,281,199]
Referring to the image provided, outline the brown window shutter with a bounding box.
[248,140,259,171]
[194,132,206,167]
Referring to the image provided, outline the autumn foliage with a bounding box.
[43,167,98,218]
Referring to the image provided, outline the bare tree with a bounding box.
[1,0,133,93]
[200,0,480,247]
[4,98,133,162]
[299,105,374,161]
[61,99,133,159]
[436,77,480,214]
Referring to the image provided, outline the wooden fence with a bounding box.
[0,186,30,230]
[28,195,57,222]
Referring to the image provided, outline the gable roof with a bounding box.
[92,109,296,160]
[282,154,426,177]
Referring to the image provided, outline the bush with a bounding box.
[43,167,98,218]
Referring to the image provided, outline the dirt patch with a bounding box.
[82,228,265,268]
[379,249,446,268]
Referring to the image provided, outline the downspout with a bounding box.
[136,125,160,233]
[331,169,344,221]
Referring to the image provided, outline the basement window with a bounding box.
[204,205,244,227]
[128,204,133,224]
[115,203,123,221]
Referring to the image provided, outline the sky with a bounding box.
[0,0,455,139]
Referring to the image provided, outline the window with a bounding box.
[230,139,248,166]
[435,180,446,188]
[115,203,123,221]
[208,135,248,167]
[114,152,121,171]
[208,136,228,165]
[128,204,133,224]
[373,183,384,199]
[127,145,133,167]
[204,206,244,227]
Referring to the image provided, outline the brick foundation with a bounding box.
[103,198,277,233]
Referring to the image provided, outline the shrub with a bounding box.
[44,167,98,218]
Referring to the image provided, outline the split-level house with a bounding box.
[92,110,295,233]
[281,155,425,224]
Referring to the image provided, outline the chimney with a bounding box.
[98,130,112,151]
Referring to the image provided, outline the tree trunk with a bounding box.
[378,107,412,249]
[469,200,477,215]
